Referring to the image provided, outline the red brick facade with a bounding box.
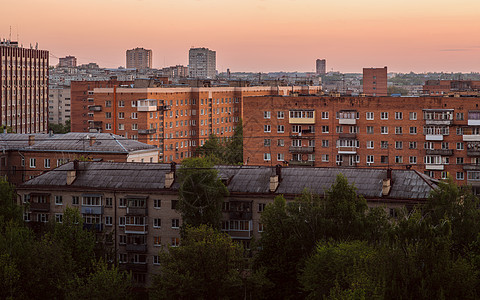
[363,67,387,96]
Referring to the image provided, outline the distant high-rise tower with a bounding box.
[126,47,152,69]
[0,41,49,133]
[363,67,388,96]
[58,56,77,68]
[316,59,326,75]
[188,47,216,79]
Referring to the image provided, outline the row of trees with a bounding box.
[150,159,480,299]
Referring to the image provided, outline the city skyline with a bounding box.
[1,0,480,73]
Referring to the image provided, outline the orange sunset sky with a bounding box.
[2,0,479,73]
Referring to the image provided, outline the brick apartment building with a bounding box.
[363,67,387,96]
[0,132,159,185]
[423,80,480,96]
[0,41,49,133]
[80,85,320,162]
[70,79,133,132]
[242,95,480,189]
[17,161,436,286]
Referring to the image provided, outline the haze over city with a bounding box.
[2,0,479,73]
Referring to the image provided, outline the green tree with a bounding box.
[0,178,22,223]
[150,225,251,299]
[48,120,70,134]
[195,134,226,164]
[225,118,243,164]
[67,259,132,300]
[177,158,228,228]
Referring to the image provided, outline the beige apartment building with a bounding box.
[126,48,152,69]
[48,85,71,124]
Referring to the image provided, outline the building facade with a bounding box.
[126,48,152,69]
[17,161,436,286]
[242,95,480,188]
[188,47,216,79]
[84,85,320,162]
[58,56,77,68]
[0,41,49,133]
[48,85,71,124]
[363,67,387,96]
[423,80,480,96]
[316,59,326,75]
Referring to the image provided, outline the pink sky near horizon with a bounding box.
[2,0,480,73]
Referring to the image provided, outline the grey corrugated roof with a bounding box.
[0,132,155,153]
[20,162,436,200]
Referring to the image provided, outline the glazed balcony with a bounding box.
[125,224,148,234]
[137,99,157,112]
[138,128,156,135]
[81,206,104,215]
[88,105,102,112]
[289,146,315,153]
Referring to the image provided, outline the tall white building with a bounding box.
[188,47,216,79]
[48,86,71,125]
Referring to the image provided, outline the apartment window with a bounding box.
[118,112,124,119]
[154,199,161,209]
[118,100,124,107]
[119,235,126,244]
[105,112,112,119]
[380,156,389,164]
[105,123,112,130]
[119,198,127,207]
[350,126,359,134]
[29,158,36,168]
[277,153,284,161]
[381,112,388,120]
[366,126,374,134]
[154,236,162,247]
[395,141,403,149]
[441,171,448,180]
[395,156,403,163]
[457,128,464,135]
[55,195,63,205]
[105,216,113,226]
[172,219,180,228]
[37,214,48,223]
[171,200,178,210]
[44,158,50,168]
[132,124,138,130]
[153,218,161,228]
[409,142,417,149]
[381,141,389,149]
[277,111,284,119]
[277,139,284,146]
[264,153,271,161]
[322,140,329,147]
[441,142,449,150]
[367,141,374,149]
[457,142,464,150]
[277,125,285,133]
[322,154,329,162]
[381,126,388,134]
[409,156,417,164]
[264,111,271,119]
[336,126,343,133]
[171,237,180,247]
[410,127,417,134]
[105,100,112,107]
[409,112,417,120]
[366,112,374,120]
[131,112,138,119]
[456,172,464,180]
[456,113,464,120]
[72,196,79,205]
[262,138,271,147]
[366,155,374,164]
[264,125,271,132]
[395,112,403,120]
[153,255,160,265]
[55,214,63,223]
[292,125,301,133]
[322,126,329,133]
[424,142,434,150]
[118,124,124,130]
[104,197,112,207]
[395,127,403,134]
[322,111,329,119]
[456,157,464,164]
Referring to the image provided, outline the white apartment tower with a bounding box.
[188,47,216,79]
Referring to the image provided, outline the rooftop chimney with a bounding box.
[270,165,282,192]
[165,162,176,188]
[67,160,79,185]
[382,168,393,196]
[28,135,35,146]
[89,136,96,147]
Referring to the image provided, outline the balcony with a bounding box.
[124,263,148,273]
[125,224,148,234]
[229,211,253,220]
[337,146,357,155]
[88,105,102,112]
[338,133,356,139]
[425,134,444,141]
[423,109,453,125]
[126,207,148,216]
[289,146,315,153]
[289,160,314,166]
[463,164,480,171]
[126,243,148,253]
[137,99,158,112]
[81,206,104,215]
[425,149,453,156]
[289,110,315,124]
[290,134,313,139]
[425,119,452,126]
[463,134,480,142]
[425,164,444,171]
[158,105,172,111]
[138,129,156,135]
[83,223,104,231]
[29,202,50,212]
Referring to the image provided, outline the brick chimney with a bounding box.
[28,135,35,146]
[382,168,393,196]
[270,165,282,192]
[67,160,79,185]
[89,136,96,147]
[165,162,176,188]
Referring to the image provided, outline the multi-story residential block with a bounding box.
[0,132,159,185]
[17,161,436,286]
[363,67,387,96]
[70,79,133,132]
[126,48,152,69]
[58,56,77,68]
[189,47,216,79]
[316,59,326,75]
[48,85,71,124]
[242,95,480,189]
[0,41,49,133]
[86,85,320,162]
[160,65,189,79]
[423,80,480,96]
